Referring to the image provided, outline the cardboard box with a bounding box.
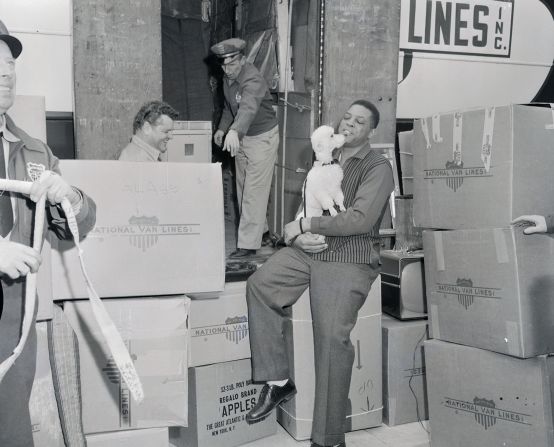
[169,359,277,447]
[165,121,212,163]
[381,250,426,320]
[423,228,554,357]
[277,278,383,440]
[188,281,251,367]
[425,339,554,447]
[413,104,554,229]
[64,297,190,434]
[29,322,65,447]
[51,160,225,299]
[86,428,169,447]
[382,315,428,426]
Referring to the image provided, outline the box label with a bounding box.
[192,316,248,345]
[436,279,501,309]
[423,165,493,192]
[90,218,200,253]
[205,379,258,438]
[444,396,532,429]
[101,356,132,428]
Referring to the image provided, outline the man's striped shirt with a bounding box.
[310,144,394,265]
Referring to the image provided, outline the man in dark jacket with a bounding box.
[212,38,279,258]
[0,20,96,447]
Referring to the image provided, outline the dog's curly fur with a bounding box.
[301,125,346,218]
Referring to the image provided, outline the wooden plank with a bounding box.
[322,0,401,146]
[73,0,162,159]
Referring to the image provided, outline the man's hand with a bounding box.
[511,215,547,235]
[222,129,240,156]
[214,129,225,147]
[284,218,312,246]
[292,233,327,253]
[284,219,302,246]
[29,171,80,207]
[0,239,42,279]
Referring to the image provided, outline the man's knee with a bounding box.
[247,261,275,294]
[316,321,354,348]
[246,268,266,304]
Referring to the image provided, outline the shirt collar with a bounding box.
[0,114,21,143]
[131,135,161,161]
[333,142,372,162]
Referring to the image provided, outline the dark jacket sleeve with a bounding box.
[310,161,394,236]
[218,99,234,134]
[229,71,266,139]
[46,148,97,240]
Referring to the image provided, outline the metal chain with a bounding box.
[280,99,311,112]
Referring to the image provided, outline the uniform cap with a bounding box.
[210,38,246,59]
[0,20,22,59]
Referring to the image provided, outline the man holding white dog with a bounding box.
[245,100,394,447]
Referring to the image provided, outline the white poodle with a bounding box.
[300,125,346,218]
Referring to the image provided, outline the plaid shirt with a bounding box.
[310,144,394,264]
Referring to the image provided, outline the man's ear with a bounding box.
[142,121,153,135]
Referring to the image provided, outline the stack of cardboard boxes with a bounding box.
[48,161,275,446]
[380,126,430,429]
[414,104,554,447]
[171,281,276,447]
[380,249,429,427]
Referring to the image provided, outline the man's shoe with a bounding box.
[245,380,296,423]
[310,443,346,447]
[229,248,256,258]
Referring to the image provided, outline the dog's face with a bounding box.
[310,125,346,160]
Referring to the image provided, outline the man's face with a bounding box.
[0,41,16,115]
[220,54,244,81]
[337,104,375,147]
[144,114,174,153]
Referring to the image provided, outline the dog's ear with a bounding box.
[313,140,324,152]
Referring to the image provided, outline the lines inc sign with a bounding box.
[401,0,514,57]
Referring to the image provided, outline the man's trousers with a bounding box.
[246,247,378,446]
[0,280,37,447]
[235,125,279,250]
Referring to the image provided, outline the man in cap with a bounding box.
[211,38,279,258]
[118,100,179,161]
[0,20,96,446]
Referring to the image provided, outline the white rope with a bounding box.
[0,179,44,383]
[0,175,144,403]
